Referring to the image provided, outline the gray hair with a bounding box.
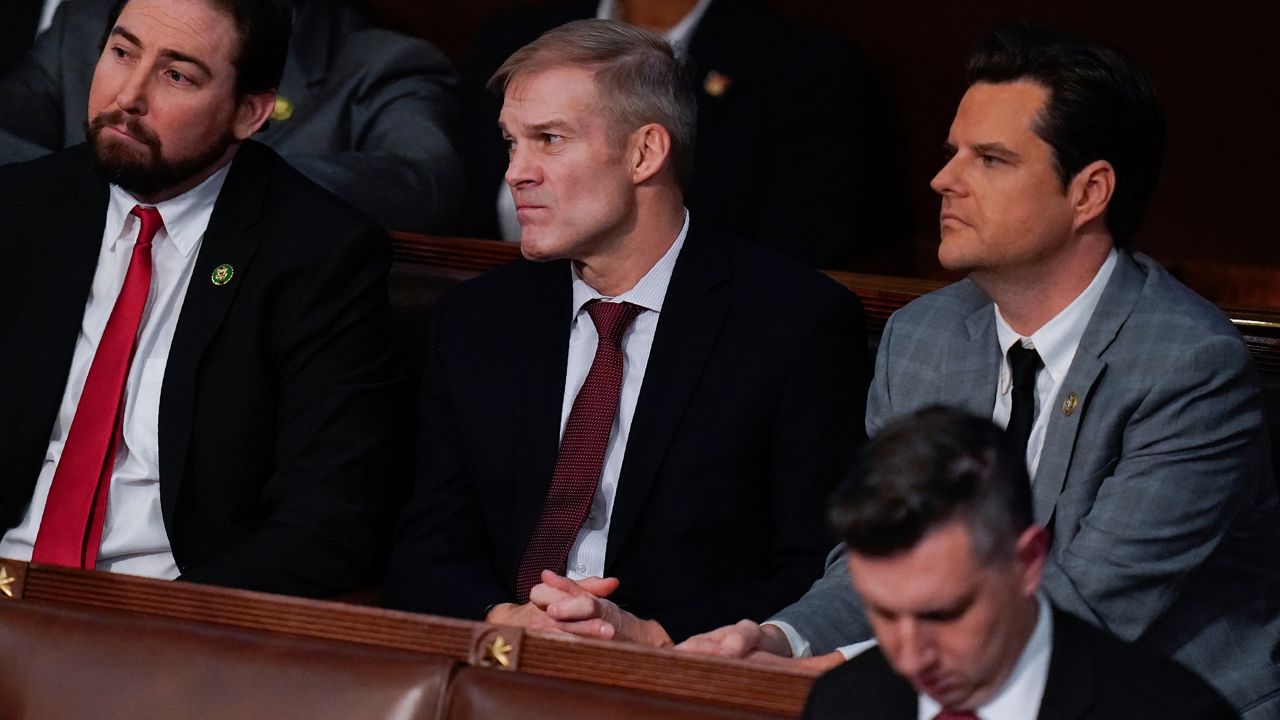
[490,19,697,188]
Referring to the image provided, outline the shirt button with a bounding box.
[575,562,586,574]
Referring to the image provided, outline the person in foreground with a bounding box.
[682,23,1280,717]
[0,0,398,597]
[803,406,1237,720]
[383,19,868,644]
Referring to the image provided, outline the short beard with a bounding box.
[87,110,235,198]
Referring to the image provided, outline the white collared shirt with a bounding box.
[918,595,1053,720]
[992,249,1117,478]
[0,164,230,578]
[561,210,689,580]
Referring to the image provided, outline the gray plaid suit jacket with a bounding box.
[773,250,1280,715]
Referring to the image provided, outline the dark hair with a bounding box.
[489,19,698,189]
[107,0,292,97]
[965,23,1165,246]
[830,406,1032,563]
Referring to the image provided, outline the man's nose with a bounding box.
[931,154,964,196]
[505,144,540,189]
[114,67,149,115]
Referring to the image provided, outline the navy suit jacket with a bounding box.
[384,226,870,641]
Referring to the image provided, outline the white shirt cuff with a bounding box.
[762,620,812,658]
[836,638,879,661]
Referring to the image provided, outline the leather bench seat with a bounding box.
[443,666,781,720]
[0,601,456,720]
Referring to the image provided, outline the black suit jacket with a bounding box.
[384,227,870,641]
[803,610,1238,719]
[457,0,881,268]
[0,141,399,598]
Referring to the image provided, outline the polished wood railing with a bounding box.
[0,559,812,717]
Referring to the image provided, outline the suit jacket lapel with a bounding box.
[158,143,272,531]
[604,229,732,571]
[512,262,574,557]
[945,283,1002,417]
[1032,252,1144,526]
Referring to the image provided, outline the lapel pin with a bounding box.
[1062,391,1080,416]
[211,263,235,287]
[271,96,293,122]
[703,70,732,98]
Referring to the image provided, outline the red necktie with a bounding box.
[32,206,163,569]
[515,300,643,602]
[934,711,981,720]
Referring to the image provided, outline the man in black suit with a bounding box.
[803,407,1235,719]
[383,19,868,645]
[0,0,397,598]
[456,0,894,269]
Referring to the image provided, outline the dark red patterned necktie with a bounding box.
[515,300,643,602]
[33,206,163,569]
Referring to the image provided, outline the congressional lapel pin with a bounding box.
[211,263,235,287]
[271,96,293,122]
[703,70,732,98]
[1062,391,1080,416]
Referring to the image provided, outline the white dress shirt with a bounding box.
[768,250,1117,660]
[992,249,1117,477]
[561,211,688,580]
[495,0,713,243]
[918,594,1053,720]
[0,165,230,578]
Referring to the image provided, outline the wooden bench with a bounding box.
[0,559,811,718]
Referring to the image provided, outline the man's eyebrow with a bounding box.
[108,26,212,78]
[973,142,1021,161]
[109,26,143,47]
[158,49,212,77]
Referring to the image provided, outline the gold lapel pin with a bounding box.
[211,263,234,287]
[1062,391,1080,416]
[703,70,732,98]
[271,96,294,122]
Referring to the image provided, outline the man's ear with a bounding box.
[1014,524,1051,596]
[1070,159,1115,233]
[629,122,672,185]
[232,90,277,141]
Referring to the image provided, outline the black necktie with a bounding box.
[1006,342,1043,464]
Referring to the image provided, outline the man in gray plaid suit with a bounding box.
[680,24,1280,718]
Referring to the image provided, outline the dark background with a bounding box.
[367,1,1277,295]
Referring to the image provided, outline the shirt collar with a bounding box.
[994,249,1118,384]
[105,162,232,258]
[919,594,1054,720]
[569,209,689,317]
[595,0,714,50]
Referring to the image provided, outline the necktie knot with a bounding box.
[934,711,981,720]
[1007,341,1042,390]
[129,205,164,250]
[586,300,643,348]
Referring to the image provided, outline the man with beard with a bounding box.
[0,0,398,599]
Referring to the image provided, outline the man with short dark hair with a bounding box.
[384,19,868,645]
[0,0,398,598]
[803,407,1237,719]
[681,24,1280,717]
